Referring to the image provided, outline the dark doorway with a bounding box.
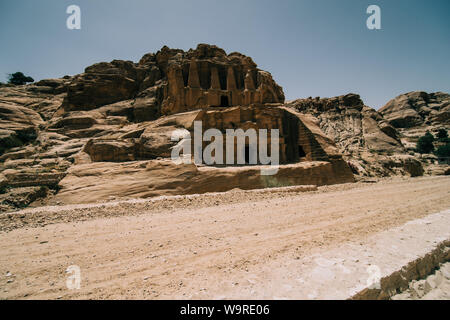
[220,96,229,107]
[298,145,306,158]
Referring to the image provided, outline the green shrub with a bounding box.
[435,143,450,158]
[7,72,34,85]
[437,129,449,142]
[416,131,435,154]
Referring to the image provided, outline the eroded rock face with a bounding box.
[287,94,404,154]
[5,44,445,212]
[80,105,341,166]
[54,159,354,205]
[286,94,429,177]
[379,92,450,156]
[0,84,75,211]
[0,103,43,154]
[0,45,290,212]
[63,44,284,120]
[380,91,450,129]
[56,103,355,204]
[64,60,146,112]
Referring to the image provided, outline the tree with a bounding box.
[416,131,435,154]
[437,128,448,141]
[7,72,34,85]
[435,144,450,159]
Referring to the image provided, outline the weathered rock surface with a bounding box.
[54,159,353,205]
[286,94,409,177]
[379,91,450,175]
[62,44,284,119]
[1,45,447,212]
[287,93,449,178]
[379,91,450,153]
[380,91,450,129]
[0,44,352,212]
[288,94,403,154]
[391,262,450,300]
[0,186,50,212]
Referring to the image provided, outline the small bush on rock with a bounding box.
[416,131,435,154]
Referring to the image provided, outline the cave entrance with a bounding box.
[298,145,306,158]
[220,95,230,107]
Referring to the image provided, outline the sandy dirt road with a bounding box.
[0,176,449,299]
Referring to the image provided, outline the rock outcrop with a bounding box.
[379,91,450,175]
[287,94,403,155]
[54,160,353,205]
[380,91,450,129]
[2,44,446,212]
[379,92,450,147]
[0,44,353,213]
[286,94,436,177]
[63,44,284,119]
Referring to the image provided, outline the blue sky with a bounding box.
[1,0,449,109]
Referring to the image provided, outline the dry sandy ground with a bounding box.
[0,176,449,299]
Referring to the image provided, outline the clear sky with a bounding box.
[1,0,449,109]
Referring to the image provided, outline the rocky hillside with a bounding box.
[379,92,450,176]
[286,92,449,177]
[380,92,449,128]
[63,44,284,117]
[0,44,448,212]
[287,94,403,155]
[0,44,352,213]
[379,91,450,149]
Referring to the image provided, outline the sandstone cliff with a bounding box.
[379,91,450,149]
[0,44,353,213]
[379,91,450,175]
[380,91,449,129]
[286,93,448,177]
[63,44,284,117]
[1,44,447,213]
